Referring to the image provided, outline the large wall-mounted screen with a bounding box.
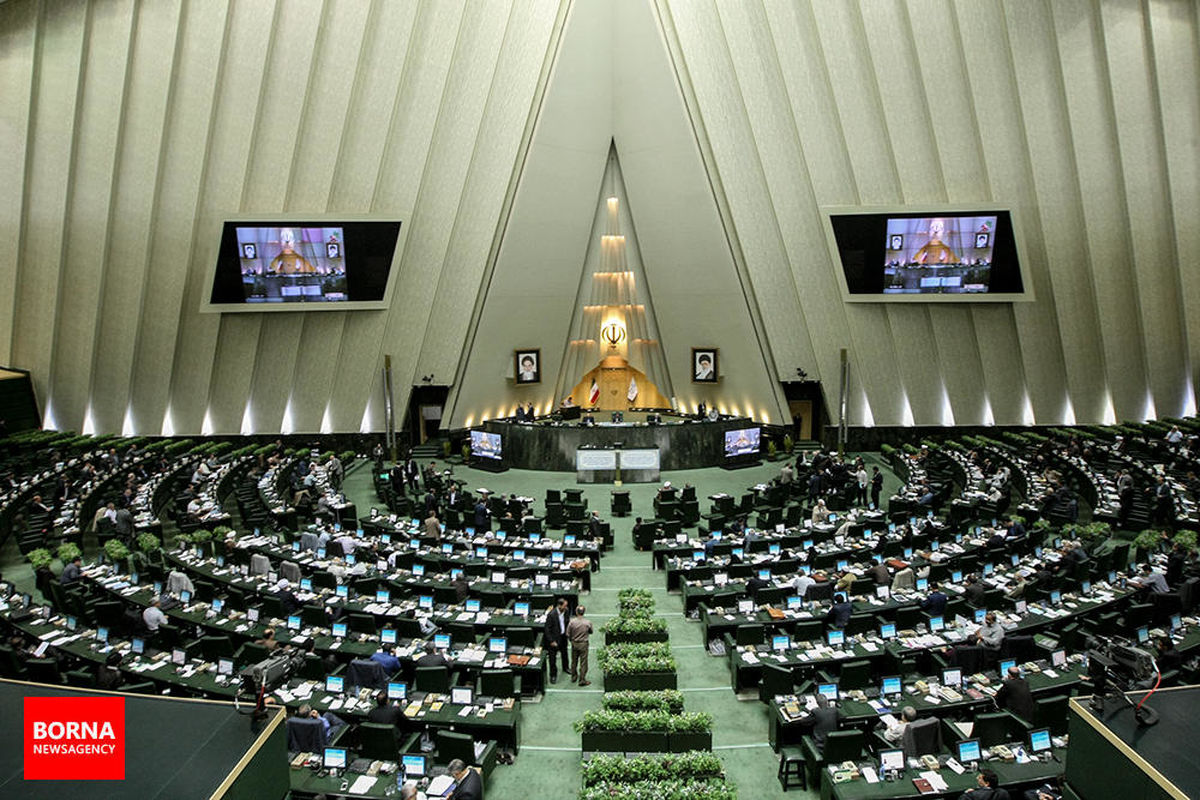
[824,208,1028,302]
[204,220,402,312]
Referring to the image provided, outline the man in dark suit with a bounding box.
[543,598,571,683]
[275,580,302,616]
[867,558,890,586]
[587,511,603,541]
[473,500,490,533]
[803,692,842,751]
[995,666,1035,722]
[448,759,482,800]
[367,691,404,728]
[921,581,948,616]
[964,574,987,606]
[416,641,451,668]
[825,593,853,629]
[960,768,1010,800]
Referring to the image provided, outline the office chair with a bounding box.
[348,659,389,691]
[25,658,63,685]
[971,711,1024,747]
[479,669,518,699]
[199,635,235,661]
[736,624,766,647]
[354,722,399,761]
[900,716,941,757]
[1031,695,1070,736]
[414,666,451,694]
[759,664,794,703]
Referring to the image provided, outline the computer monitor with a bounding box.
[692,550,705,562]
[1011,554,1020,567]
[787,595,803,610]
[1035,546,1043,558]
[957,738,982,764]
[772,635,790,652]
[381,629,397,644]
[375,589,390,603]
[942,668,962,688]
[551,551,565,563]
[731,547,744,559]
[450,686,473,705]
[974,609,987,624]
[1014,600,1027,615]
[323,748,347,770]
[802,539,814,550]
[1108,570,1117,584]
[817,682,839,701]
[1051,650,1067,669]
[1000,659,1017,676]
[737,599,754,614]
[434,633,451,650]
[880,748,905,772]
[836,559,849,571]
[491,572,505,584]
[951,570,963,584]
[1029,728,1052,754]
[929,616,945,632]
[904,547,914,559]
[465,599,481,613]
[387,682,407,700]
[292,541,301,552]
[325,676,344,694]
[1081,580,1091,594]
[218,657,234,676]
[1136,626,1149,644]
[442,543,453,554]
[881,676,902,696]
[1171,613,1182,631]
[827,629,845,647]
[876,586,890,600]
[332,622,347,638]
[758,569,771,581]
[401,754,426,778]
[564,535,576,545]
[880,623,897,640]
[335,585,349,598]
[475,547,488,558]
[180,590,192,604]
[419,595,433,610]
[66,615,77,631]
[983,563,994,576]
[345,554,355,565]
[489,637,507,654]
[247,608,260,623]
[535,574,550,586]
[769,543,781,555]
[916,578,929,591]
[530,533,541,542]
[96,627,109,643]
[412,564,425,576]
[1050,590,1061,605]
[450,568,463,581]
[131,638,144,655]
[287,615,301,631]
[514,601,530,617]
[212,597,224,613]
[513,550,525,561]
[171,649,186,665]
[930,541,940,551]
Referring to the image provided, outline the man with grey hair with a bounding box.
[882,705,919,743]
[398,781,418,800]
[446,758,482,800]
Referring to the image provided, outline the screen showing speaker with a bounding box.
[206,220,401,311]
[825,209,1026,301]
[470,431,503,460]
[724,427,761,457]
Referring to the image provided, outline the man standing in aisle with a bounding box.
[566,605,593,686]
[543,597,571,683]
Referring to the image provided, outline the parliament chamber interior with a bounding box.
[1,1,1198,799]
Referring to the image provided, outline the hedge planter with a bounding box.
[580,731,626,753]
[669,731,713,752]
[603,672,678,692]
[605,630,670,645]
[618,731,670,753]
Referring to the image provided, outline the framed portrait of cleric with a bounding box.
[692,348,718,383]
[515,349,541,385]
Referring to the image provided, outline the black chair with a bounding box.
[900,716,941,757]
[414,665,451,694]
[759,664,795,703]
[1031,695,1070,736]
[834,660,872,691]
[354,722,399,761]
[435,729,499,782]
[287,716,331,753]
[954,645,992,675]
[479,669,518,698]
[237,641,270,667]
[0,645,28,679]
[348,658,388,691]
[804,730,865,786]
[736,624,765,646]
[25,658,63,685]
[971,711,1025,747]
[199,635,235,661]
[1000,635,1038,663]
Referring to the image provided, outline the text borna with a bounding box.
[31,721,117,740]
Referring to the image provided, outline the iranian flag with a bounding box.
[588,378,600,405]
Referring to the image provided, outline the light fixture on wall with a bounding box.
[421,374,434,384]
[601,320,626,349]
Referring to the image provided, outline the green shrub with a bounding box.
[56,542,81,564]
[104,539,130,564]
[573,709,712,734]
[1174,530,1198,551]
[602,615,668,634]
[192,529,214,544]
[1133,529,1164,555]
[136,533,161,553]
[579,779,736,800]
[598,642,676,675]
[602,690,685,714]
[27,548,53,570]
[580,752,724,786]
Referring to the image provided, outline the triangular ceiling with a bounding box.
[445,0,790,427]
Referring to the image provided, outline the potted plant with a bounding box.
[103,539,130,571]
[603,614,670,644]
[56,542,81,565]
[599,642,678,691]
[602,690,685,715]
[1173,530,1197,552]
[191,528,214,555]
[1133,529,1163,563]
[574,709,672,753]
[667,712,714,752]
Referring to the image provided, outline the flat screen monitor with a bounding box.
[491,572,505,584]
[131,638,144,655]
[247,608,260,623]
[387,682,407,700]
[287,615,301,631]
[470,431,503,461]
[411,564,425,577]
[1136,626,1149,644]
[514,601,530,617]
[951,570,963,584]
[942,668,962,688]
[401,754,426,778]
[731,547,744,559]
[465,599,481,613]
[769,543,781,555]
[476,547,488,558]
[772,635,790,652]
[564,535,576,544]
[375,589,390,604]
[442,543,453,554]
[916,578,928,591]
[692,550,705,562]
[957,738,982,764]
[434,634,451,650]
[450,568,463,580]
[218,657,234,676]
[1011,554,1020,567]
[1029,728,1052,754]
[381,629,397,644]
[66,615,77,631]
[787,596,803,610]
[419,595,433,610]
[876,586,890,599]
[929,616,945,633]
[551,551,565,563]
[488,637,507,654]
[450,687,473,705]
[974,609,987,624]
[836,560,849,572]
[880,748,905,772]
[983,563,994,576]
[881,676,902,696]
[904,547,914,559]
[206,221,402,311]
[1171,613,1182,630]
[879,623,896,640]
[758,569,771,581]
[345,554,355,565]
[1051,650,1067,668]
[325,676,344,694]
[513,550,525,561]
[723,427,761,457]
[335,585,348,598]
[802,539,814,549]
[737,599,754,614]
[1050,590,1061,605]
[323,747,348,770]
[332,623,347,638]
[1000,659,1017,676]
[1081,580,1091,594]
[1014,599,1027,614]
[535,574,550,586]
[817,682,839,701]
[180,590,191,604]
[827,629,845,647]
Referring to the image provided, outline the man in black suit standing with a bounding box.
[543,597,571,683]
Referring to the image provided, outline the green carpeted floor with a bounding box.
[335,452,903,799]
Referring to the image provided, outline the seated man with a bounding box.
[921,581,948,615]
[825,593,853,629]
[995,666,1035,722]
[1130,563,1170,594]
[973,612,1005,651]
[371,643,402,674]
[295,702,345,741]
[803,692,842,751]
[882,705,918,744]
[959,768,1010,800]
[415,641,451,668]
[142,598,168,633]
[448,758,483,800]
[59,556,83,585]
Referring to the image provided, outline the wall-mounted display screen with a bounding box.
[824,208,1028,302]
[205,220,401,311]
[724,427,760,457]
[470,430,503,460]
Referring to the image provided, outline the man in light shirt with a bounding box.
[793,568,815,598]
[142,598,168,632]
